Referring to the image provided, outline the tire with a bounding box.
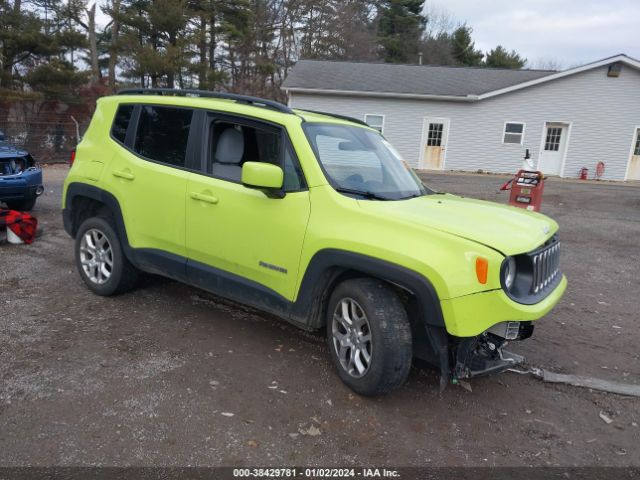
[326,278,412,396]
[6,197,36,211]
[75,216,138,296]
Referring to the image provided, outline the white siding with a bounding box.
[289,65,640,181]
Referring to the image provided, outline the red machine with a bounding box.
[579,167,589,180]
[507,170,545,212]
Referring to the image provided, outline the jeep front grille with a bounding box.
[531,238,560,294]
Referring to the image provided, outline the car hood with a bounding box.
[0,141,28,158]
[357,193,558,256]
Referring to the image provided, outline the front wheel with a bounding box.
[326,278,412,396]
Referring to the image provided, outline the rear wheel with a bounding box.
[75,216,138,296]
[326,278,412,396]
[6,197,36,211]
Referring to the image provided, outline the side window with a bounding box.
[134,105,193,167]
[209,119,306,191]
[111,104,134,144]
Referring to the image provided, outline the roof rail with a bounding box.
[117,88,294,114]
[295,109,370,127]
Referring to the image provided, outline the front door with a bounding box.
[185,114,310,301]
[538,123,569,176]
[627,129,640,180]
[420,118,449,170]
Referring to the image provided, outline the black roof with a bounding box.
[282,60,555,98]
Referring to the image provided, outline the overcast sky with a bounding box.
[429,0,639,69]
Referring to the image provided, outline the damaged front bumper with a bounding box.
[427,276,567,387]
[417,320,535,391]
[452,321,533,379]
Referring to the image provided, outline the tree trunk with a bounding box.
[209,1,216,74]
[167,32,177,89]
[87,4,100,84]
[198,15,207,87]
[108,0,121,91]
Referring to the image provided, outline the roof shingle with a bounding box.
[282,60,555,97]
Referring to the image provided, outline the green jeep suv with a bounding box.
[62,89,567,395]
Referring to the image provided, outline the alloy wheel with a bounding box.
[331,298,373,378]
[79,228,113,285]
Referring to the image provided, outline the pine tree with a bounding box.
[485,45,526,69]
[377,0,426,64]
[450,25,483,66]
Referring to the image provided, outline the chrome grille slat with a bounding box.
[530,238,561,295]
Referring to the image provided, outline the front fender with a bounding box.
[291,249,445,329]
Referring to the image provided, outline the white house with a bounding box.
[282,54,640,181]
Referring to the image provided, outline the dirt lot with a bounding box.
[1,165,639,467]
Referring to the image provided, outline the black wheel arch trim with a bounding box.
[291,249,445,329]
[63,182,129,244]
[63,184,445,333]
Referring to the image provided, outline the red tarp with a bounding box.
[0,209,38,244]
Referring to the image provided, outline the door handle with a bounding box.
[112,170,135,181]
[190,192,219,204]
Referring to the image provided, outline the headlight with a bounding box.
[503,256,516,290]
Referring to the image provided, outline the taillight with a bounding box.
[70,149,76,166]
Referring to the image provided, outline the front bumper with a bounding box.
[453,331,527,379]
[440,275,568,338]
[0,184,43,202]
[0,169,44,202]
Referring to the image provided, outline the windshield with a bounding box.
[304,123,430,200]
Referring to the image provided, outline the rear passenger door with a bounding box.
[106,104,197,272]
[185,113,310,302]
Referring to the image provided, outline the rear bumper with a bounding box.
[62,208,73,237]
[440,275,567,337]
[62,208,73,236]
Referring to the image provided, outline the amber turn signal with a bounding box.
[476,257,489,284]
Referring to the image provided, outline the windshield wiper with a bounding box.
[400,193,424,200]
[335,187,392,201]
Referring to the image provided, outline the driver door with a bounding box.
[185,113,310,301]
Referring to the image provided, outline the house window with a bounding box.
[427,123,444,146]
[503,122,525,144]
[544,127,563,151]
[634,132,640,156]
[364,114,384,133]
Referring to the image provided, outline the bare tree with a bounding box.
[530,57,563,71]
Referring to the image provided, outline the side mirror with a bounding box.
[241,162,284,196]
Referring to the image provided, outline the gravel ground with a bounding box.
[0,165,638,467]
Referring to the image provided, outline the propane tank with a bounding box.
[522,149,534,171]
[579,167,588,180]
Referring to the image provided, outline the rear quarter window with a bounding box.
[111,104,134,144]
[134,105,193,168]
